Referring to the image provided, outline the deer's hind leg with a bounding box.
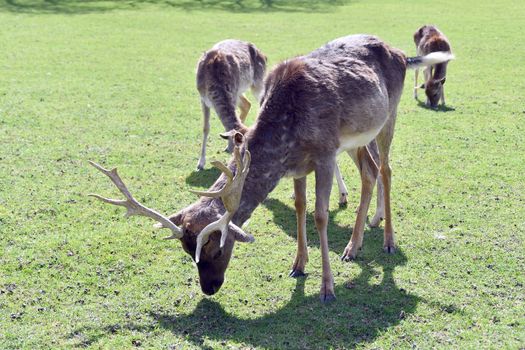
[314,160,336,303]
[197,101,211,171]
[414,68,420,99]
[238,94,251,124]
[341,146,378,261]
[367,140,385,228]
[334,162,349,207]
[375,114,396,253]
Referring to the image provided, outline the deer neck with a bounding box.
[433,62,447,80]
[205,118,291,226]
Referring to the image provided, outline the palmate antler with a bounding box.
[88,161,183,240]
[191,134,251,263]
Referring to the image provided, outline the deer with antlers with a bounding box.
[90,34,453,302]
[196,39,267,170]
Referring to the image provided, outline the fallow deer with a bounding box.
[89,35,453,302]
[196,39,267,170]
[413,25,454,108]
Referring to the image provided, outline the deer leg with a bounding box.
[290,177,308,277]
[314,161,335,303]
[441,85,446,105]
[341,147,377,261]
[367,140,384,227]
[414,68,419,99]
[334,162,349,207]
[238,94,251,124]
[197,101,211,171]
[376,116,396,253]
[424,67,432,106]
[251,80,264,103]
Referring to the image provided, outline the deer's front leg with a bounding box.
[290,176,308,278]
[314,162,335,303]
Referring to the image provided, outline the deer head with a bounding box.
[88,132,254,295]
[420,77,446,108]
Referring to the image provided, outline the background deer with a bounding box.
[413,25,454,108]
[196,39,267,170]
[90,35,453,302]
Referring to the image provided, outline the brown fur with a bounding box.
[413,25,452,107]
[196,40,266,170]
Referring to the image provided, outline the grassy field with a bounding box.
[1,0,524,348]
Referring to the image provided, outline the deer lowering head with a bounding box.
[90,35,453,303]
[89,132,253,295]
[413,25,454,108]
[196,39,267,170]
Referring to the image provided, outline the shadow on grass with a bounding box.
[416,99,456,112]
[149,198,421,348]
[185,167,221,188]
[152,235,418,348]
[0,0,351,15]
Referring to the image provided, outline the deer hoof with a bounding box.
[338,193,348,208]
[320,293,336,304]
[369,214,383,228]
[341,245,358,262]
[383,245,396,254]
[289,269,306,278]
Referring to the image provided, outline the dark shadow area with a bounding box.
[151,236,419,348]
[416,100,456,112]
[0,0,351,15]
[263,197,366,253]
[67,196,464,348]
[185,167,220,188]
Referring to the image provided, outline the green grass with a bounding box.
[1,0,524,348]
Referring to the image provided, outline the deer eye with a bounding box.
[213,249,223,260]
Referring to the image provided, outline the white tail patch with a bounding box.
[417,52,455,69]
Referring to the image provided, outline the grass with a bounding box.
[1,0,524,348]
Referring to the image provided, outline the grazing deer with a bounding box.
[413,25,454,108]
[89,35,453,302]
[196,39,267,170]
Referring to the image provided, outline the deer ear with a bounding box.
[438,77,446,85]
[229,222,254,243]
[220,130,236,140]
[419,83,425,89]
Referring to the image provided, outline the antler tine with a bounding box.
[193,135,252,262]
[88,161,183,239]
[189,161,234,198]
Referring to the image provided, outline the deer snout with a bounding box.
[200,278,224,295]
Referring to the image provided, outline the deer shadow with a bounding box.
[416,99,456,112]
[185,167,221,188]
[0,0,351,15]
[150,197,421,348]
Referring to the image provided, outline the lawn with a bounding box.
[1,0,524,348]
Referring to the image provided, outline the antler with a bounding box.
[192,134,251,263]
[88,161,183,240]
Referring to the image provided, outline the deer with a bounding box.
[89,34,453,302]
[196,39,267,171]
[413,25,454,108]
